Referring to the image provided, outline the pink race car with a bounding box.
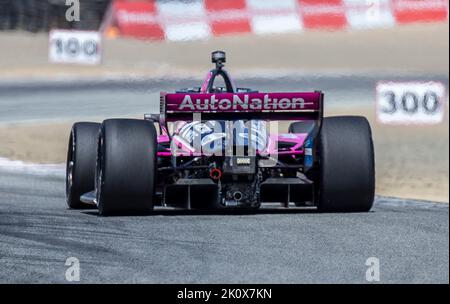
[66,51,375,215]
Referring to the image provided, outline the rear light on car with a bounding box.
[210,168,222,180]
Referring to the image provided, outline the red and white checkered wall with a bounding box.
[106,0,449,41]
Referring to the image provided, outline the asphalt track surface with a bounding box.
[0,76,448,283]
[0,170,448,283]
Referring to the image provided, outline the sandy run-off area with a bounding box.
[0,23,448,80]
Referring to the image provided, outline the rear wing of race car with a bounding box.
[159,91,323,129]
[155,91,324,158]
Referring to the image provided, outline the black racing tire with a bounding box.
[288,121,316,135]
[66,122,101,209]
[317,116,375,212]
[96,119,157,215]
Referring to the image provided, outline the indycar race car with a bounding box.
[66,51,375,215]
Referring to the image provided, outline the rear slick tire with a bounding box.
[66,122,100,209]
[317,116,375,212]
[96,119,157,216]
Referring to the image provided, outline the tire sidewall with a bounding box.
[317,116,375,212]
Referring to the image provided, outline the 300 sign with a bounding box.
[376,82,446,125]
[49,30,102,65]
[381,90,441,114]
